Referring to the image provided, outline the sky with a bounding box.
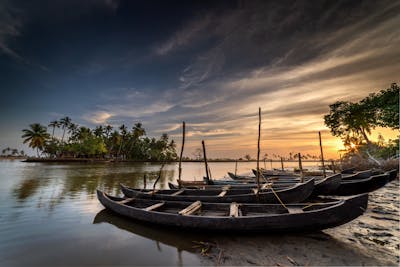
[0,0,399,158]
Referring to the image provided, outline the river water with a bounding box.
[0,160,398,266]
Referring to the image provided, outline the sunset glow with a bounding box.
[0,1,398,159]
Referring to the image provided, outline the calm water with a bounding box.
[0,160,398,266]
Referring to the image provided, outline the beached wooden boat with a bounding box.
[171,174,342,196]
[341,167,356,174]
[333,173,390,195]
[387,169,398,182]
[342,170,372,180]
[97,190,368,232]
[168,181,295,190]
[120,179,315,203]
[311,173,342,196]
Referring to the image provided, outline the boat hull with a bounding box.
[97,190,368,232]
[121,179,315,203]
[333,173,389,195]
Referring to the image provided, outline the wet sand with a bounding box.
[196,180,399,266]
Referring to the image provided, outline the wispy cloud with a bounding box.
[0,1,23,60]
[83,0,400,157]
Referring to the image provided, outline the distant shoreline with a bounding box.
[18,157,329,163]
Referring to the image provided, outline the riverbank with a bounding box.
[22,157,327,163]
[197,179,399,266]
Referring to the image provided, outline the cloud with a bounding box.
[0,1,23,60]
[82,111,113,124]
[82,0,399,158]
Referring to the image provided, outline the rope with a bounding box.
[260,182,287,209]
[270,186,288,209]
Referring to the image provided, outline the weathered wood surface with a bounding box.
[121,179,315,204]
[178,201,202,215]
[143,202,165,211]
[97,190,369,232]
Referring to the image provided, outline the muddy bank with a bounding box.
[196,180,399,266]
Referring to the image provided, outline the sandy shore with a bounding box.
[195,180,399,266]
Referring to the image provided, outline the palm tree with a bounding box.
[94,126,104,138]
[22,123,50,157]
[59,117,71,143]
[48,120,60,139]
[104,125,113,138]
[118,124,127,159]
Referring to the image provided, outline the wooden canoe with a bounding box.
[386,169,398,182]
[342,170,372,180]
[168,182,293,190]
[311,173,342,196]
[120,179,315,203]
[97,190,368,232]
[184,174,341,196]
[333,173,390,195]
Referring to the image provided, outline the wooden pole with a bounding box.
[234,160,238,176]
[202,140,210,181]
[331,160,336,174]
[143,174,147,189]
[256,107,261,191]
[318,131,326,178]
[280,157,284,171]
[153,163,165,191]
[270,159,273,170]
[178,122,185,188]
[298,152,304,183]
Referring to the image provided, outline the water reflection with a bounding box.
[12,163,177,206]
[94,209,198,252]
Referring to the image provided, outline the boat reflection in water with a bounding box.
[93,209,200,253]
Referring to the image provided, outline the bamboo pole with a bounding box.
[298,153,304,183]
[202,140,210,181]
[178,122,185,188]
[256,107,261,191]
[318,131,326,178]
[234,160,238,176]
[280,157,284,171]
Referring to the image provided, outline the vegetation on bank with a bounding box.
[22,118,177,161]
[324,83,399,167]
[1,147,26,158]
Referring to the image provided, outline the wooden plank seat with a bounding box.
[118,198,135,204]
[222,185,231,190]
[178,201,202,216]
[229,202,242,217]
[218,190,228,197]
[143,202,165,211]
[146,189,159,195]
[287,207,304,214]
[262,183,273,189]
[171,189,185,196]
